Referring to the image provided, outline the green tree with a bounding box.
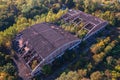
[104,45,112,54]
[106,56,113,65]
[65,0,75,9]
[42,64,52,75]
[2,63,16,75]
[78,69,87,79]
[56,71,79,80]
[90,71,103,80]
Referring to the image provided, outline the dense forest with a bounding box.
[0,0,120,80]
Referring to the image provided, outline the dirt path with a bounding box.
[13,55,32,80]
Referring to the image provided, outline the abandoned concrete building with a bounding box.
[61,9,108,40]
[12,10,108,77]
[13,23,80,76]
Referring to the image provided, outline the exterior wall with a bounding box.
[44,40,80,64]
[83,22,108,41]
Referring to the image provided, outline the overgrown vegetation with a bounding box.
[56,35,120,80]
[0,0,120,80]
[42,49,77,75]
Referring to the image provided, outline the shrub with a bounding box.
[42,64,52,75]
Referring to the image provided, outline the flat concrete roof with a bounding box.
[16,23,79,59]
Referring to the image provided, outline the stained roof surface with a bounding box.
[18,23,79,58]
